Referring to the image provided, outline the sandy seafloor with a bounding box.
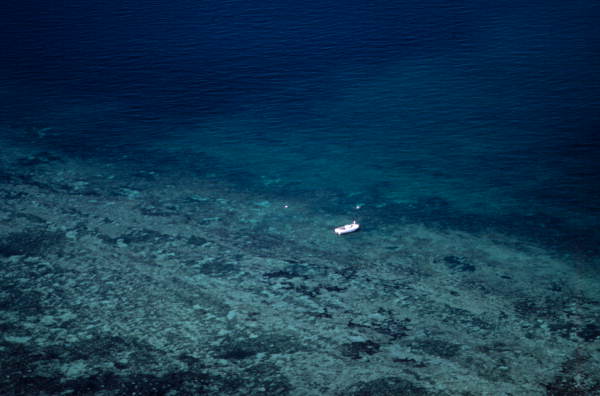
[1,133,599,396]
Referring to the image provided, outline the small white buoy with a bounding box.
[334,220,360,235]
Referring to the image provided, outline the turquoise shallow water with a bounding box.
[1,1,599,258]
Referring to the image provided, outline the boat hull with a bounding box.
[334,222,360,235]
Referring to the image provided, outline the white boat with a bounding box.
[334,220,360,235]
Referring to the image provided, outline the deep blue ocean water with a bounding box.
[2,1,600,256]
